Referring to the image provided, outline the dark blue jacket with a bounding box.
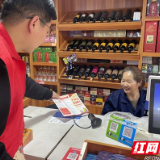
[101,89,147,117]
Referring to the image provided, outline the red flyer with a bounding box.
[62,147,81,160]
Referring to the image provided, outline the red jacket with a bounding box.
[0,23,26,157]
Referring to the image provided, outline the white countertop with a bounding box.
[23,106,73,160]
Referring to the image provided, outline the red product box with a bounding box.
[144,21,158,52]
[37,52,41,62]
[156,21,160,52]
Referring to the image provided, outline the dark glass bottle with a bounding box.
[111,67,119,81]
[78,65,87,79]
[118,67,124,82]
[99,40,108,52]
[130,9,140,21]
[72,65,81,79]
[90,66,99,80]
[115,10,123,22]
[84,65,93,80]
[79,13,88,23]
[73,12,82,23]
[67,69,73,78]
[104,66,113,81]
[106,40,115,52]
[85,40,94,51]
[100,11,108,22]
[107,10,116,22]
[93,11,102,23]
[120,40,129,53]
[86,12,95,22]
[92,40,101,52]
[128,40,136,53]
[79,39,88,52]
[98,66,106,80]
[73,40,82,51]
[67,40,77,51]
[113,40,122,53]
[122,9,132,22]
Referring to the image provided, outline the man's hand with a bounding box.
[52,91,60,99]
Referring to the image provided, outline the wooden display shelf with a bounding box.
[40,43,56,47]
[57,21,141,31]
[145,16,160,21]
[51,20,56,24]
[36,80,58,86]
[58,77,121,89]
[85,103,103,115]
[32,62,57,66]
[58,51,139,61]
[143,52,160,57]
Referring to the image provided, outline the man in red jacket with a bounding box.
[0,0,58,159]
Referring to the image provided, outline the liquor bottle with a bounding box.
[99,40,108,52]
[84,65,93,80]
[130,9,140,21]
[104,66,113,81]
[100,11,108,22]
[98,66,105,80]
[90,66,99,80]
[72,65,81,79]
[73,12,82,23]
[115,10,123,22]
[149,0,159,16]
[118,67,124,82]
[67,40,77,51]
[86,12,95,22]
[120,40,129,53]
[73,40,82,51]
[79,13,88,23]
[106,40,115,52]
[111,67,119,81]
[93,11,102,23]
[67,69,73,78]
[122,9,132,22]
[107,10,116,22]
[85,40,94,51]
[128,40,136,53]
[79,39,88,51]
[113,40,122,53]
[78,65,87,79]
[92,40,101,52]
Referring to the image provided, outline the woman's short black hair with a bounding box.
[1,0,57,24]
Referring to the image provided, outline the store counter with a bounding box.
[23,106,73,160]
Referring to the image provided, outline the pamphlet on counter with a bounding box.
[52,93,89,117]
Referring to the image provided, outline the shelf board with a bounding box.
[58,51,139,61]
[58,78,121,89]
[36,80,58,85]
[85,103,103,109]
[40,43,56,47]
[51,20,56,24]
[143,52,160,57]
[32,62,57,66]
[145,16,160,21]
[57,21,141,31]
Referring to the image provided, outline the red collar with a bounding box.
[0,23,21,60]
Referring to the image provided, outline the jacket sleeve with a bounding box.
[101,93,117,115]
[25,74,53,100]
[0,59,14,160]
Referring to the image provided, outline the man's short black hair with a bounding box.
[1,0,57,25]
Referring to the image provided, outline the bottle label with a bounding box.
[92,67,98,73]
[122,43,128,47]
[115,43,120,47]
[108,43,113,48]
[129,43,135,48]
[112,69,118,75]
[105,69,112,74]
[89,14,94,18]
[101,43,106,47]
[94,43,100,47]
[81,14,86,17]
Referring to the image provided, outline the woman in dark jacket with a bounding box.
[101,66,147,117]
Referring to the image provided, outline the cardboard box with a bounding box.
[143,21,158,52]
[23,128,33,147]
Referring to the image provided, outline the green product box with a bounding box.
[49,52,54,62]
[34,47,41,52]
[106,115,123,141]
[33,52,37,62]
[41,52,45,62]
